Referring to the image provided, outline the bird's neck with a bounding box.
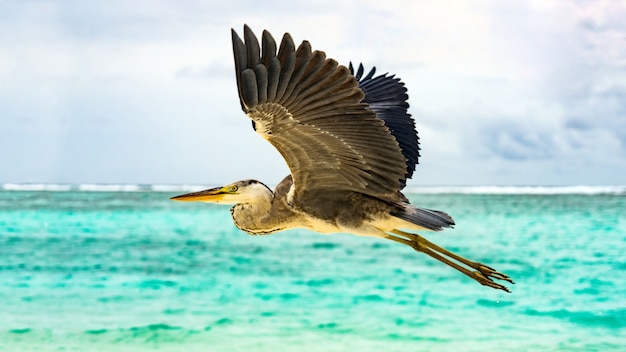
[230,192,278,235]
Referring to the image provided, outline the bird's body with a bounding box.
[223,176,451,237]
[172,25,513,292]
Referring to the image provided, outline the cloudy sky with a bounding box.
[1,0,624,186]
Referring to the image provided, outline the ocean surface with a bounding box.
[1,185,625,351]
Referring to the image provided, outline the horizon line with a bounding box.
[2,183,625,195]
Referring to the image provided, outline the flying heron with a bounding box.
[172,25,513,292]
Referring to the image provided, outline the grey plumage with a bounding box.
[172,25,513,292]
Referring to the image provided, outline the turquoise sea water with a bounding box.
[1,186,625,351]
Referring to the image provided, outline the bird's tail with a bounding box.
[391,206,455,232]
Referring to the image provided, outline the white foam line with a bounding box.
[1,183,73,191]
[76,184,144,192]
[2,184,624,194]
[406,185,626,195]
[149,184,213,192]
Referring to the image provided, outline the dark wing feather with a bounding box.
[231,25,407,205]
[349,63,419,189]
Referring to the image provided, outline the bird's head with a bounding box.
[170,179,273,205]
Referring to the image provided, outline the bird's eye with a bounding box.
[230,185,238,192]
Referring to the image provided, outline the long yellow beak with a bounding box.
[170,186,226,202]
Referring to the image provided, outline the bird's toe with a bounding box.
[477,264,515,284]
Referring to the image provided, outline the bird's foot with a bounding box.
[471,265,514,293]
[476,263,515,284]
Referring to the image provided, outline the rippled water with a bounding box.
[1,190,625,351]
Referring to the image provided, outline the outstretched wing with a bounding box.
[231,25,407,204]
[349,63,419,189]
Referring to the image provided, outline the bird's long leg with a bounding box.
[386,230,514,292]
[391,230,514,284]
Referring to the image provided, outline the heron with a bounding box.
[172,25,514,292]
